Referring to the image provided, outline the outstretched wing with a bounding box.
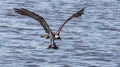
[56,7,85,34]
[14,8,50,34]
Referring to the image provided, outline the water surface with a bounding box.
[0,0,120,67]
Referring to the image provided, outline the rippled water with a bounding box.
[0,0,120,67]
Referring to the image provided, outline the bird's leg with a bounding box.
[47,42,58,49]
[47,34,58,49]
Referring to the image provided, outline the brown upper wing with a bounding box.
[56,7,85,35]
[14,8,50,33]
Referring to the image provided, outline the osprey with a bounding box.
[14,8,85,49]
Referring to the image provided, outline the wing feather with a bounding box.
[14,8,50,33]
[56,7,85,34]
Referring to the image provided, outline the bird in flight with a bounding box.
[14,7,85,49]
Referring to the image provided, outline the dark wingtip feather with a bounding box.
[14,8,21,13]
[14,8,27,15]
[73,7,85,17]
[14,8,26,11]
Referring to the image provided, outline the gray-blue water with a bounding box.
[0,0,120,67]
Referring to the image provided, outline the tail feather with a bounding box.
[41,34,49,39]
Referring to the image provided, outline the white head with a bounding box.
[55,35,59,38]
[55,35,61,40]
